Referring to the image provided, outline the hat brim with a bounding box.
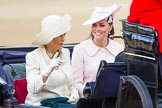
[32,15,71,45]
[82,5,122,25]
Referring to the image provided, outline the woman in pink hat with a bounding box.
[25,15,79,105]
[71,4,124,97]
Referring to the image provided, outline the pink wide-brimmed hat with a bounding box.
[82,4,122,25]
[32,14,71,45]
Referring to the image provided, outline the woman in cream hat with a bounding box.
[25,14,79,105]
[72,4,124,97]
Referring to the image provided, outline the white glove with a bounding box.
[68,93,79,103]
[49,57,63,67]
[44,52,63,77]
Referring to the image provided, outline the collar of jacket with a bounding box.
[81,38,121,57]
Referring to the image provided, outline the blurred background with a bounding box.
[0,0,132,46]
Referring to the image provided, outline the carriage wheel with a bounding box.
[116,75,153,108]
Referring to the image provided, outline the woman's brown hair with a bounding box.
[89,16,114,39]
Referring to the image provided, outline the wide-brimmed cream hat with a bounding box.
[82,4,122,25]
[32,14,71,45]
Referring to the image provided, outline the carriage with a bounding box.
[0,19,161,108]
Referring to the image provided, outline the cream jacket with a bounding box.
[72,38,124,97]
[25,46,78,105]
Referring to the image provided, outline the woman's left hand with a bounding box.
[68,93,79,103]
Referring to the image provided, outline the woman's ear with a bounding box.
[109,24,113,31]
[109,24,114,36]
[109,24,113,32]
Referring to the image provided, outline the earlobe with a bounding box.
[109,25,113,31]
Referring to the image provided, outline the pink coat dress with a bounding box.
[71,38,124,97]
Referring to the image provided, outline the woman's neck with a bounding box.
[45,45,58,59]
[45,45,57,54]
[92,38,109,48]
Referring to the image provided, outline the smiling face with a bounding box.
[91,19,112,41]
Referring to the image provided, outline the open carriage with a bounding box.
[77,19,161,108]
[0,19,161,108]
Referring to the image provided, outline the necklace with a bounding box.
[46,50,54,59]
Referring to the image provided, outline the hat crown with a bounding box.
[82,4,122,25]
[32,14,71,45]
[41,15,61,33]
[93,5,118,14]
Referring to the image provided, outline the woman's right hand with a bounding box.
[45,58,62,76]
[49,57,63,67]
